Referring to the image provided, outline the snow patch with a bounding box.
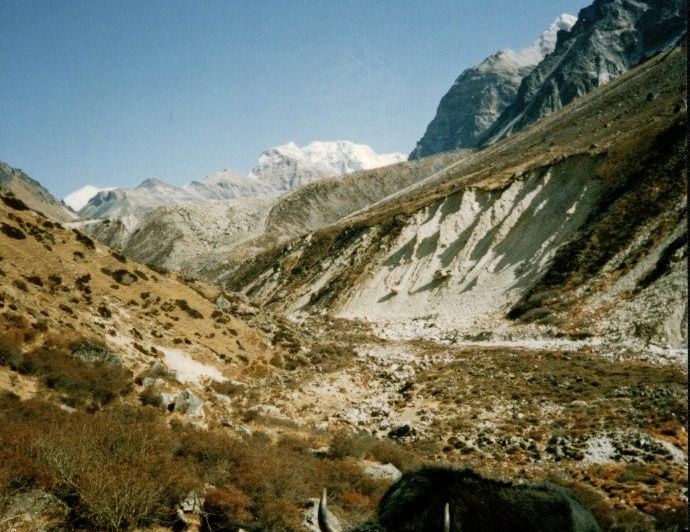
[64,185,115,211]
[160,347,226,384]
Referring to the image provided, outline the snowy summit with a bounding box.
[63,185,115,211]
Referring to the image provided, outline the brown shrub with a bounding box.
[203,484,253,529]
[211,380,247,397]
[37,405,193,530]
[72,229,95,249]
[111,269,137,286]
[0,391,395,531]
[174,299,203,319]
[0,223,26,240]
[329,429,374,460]
[0,338,132,408]
[1,195,29,211]
[342,490,373,512]
[24,275,43,287]
[0,334,23,369]
[12,279,28,292]
[147,263,169,275]
[139,387,164,408]
[368,439,420,472]
[110,250,127,263]
[174,425,386,530]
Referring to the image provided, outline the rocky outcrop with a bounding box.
[410,14,576,159]
[481,0,687,144]
[412,0,686,160]
[0,161,76,222]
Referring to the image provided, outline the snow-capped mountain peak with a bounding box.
[302,140,406,174]
[75,140,405,217]
[63,185,115,211]
[530,13,578,58]
[250,140,405,190]
[476,14,577,74]
[411,13,577,158]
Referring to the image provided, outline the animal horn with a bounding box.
[318,489,342,532]
[443,502,450,532]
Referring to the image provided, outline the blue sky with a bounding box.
[1,0,589,198]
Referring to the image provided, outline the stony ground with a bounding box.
[234,315,688,530]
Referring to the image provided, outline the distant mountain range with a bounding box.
[411,0,687,159]
[69,140,404,218]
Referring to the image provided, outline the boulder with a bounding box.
[364,462,402,482]
[173,389,205,418]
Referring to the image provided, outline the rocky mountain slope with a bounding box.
[412,0,686,160]
[410,14,576,159]
[228,43,688,351]
[186,169,276,200]
[0,161,76,222]
[75,150,470,279]
[74,140,404,219]
[481,0,687,145]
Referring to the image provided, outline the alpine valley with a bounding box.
[0,1,687,531]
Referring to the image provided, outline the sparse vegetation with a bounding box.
[110,250,127,263]
[174,299,203,319]
[72,229,96,249]
[0,388,394,531]
[1,194,29,211]
[111,269,137,285]
[1,223,26,240]
[133,269,149,280]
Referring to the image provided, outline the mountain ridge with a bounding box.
[72,140,405,219]
[411,0,686,160]
[409,13,577,159]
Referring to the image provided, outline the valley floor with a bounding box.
[241,315,688,530]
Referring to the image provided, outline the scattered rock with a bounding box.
[215,295,232,309]
[173,389,205,418]
[235,425,252,438]
[142,377,166,388]
[4,489,68,530]
[307,446,330,458]
[179,491,204,513]
[364,462,402,482]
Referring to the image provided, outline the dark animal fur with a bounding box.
[352,467,600,532]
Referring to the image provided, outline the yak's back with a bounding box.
[375,467,600,532]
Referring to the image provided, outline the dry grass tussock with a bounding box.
[0,391,394,531]
[0,331,398,531]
